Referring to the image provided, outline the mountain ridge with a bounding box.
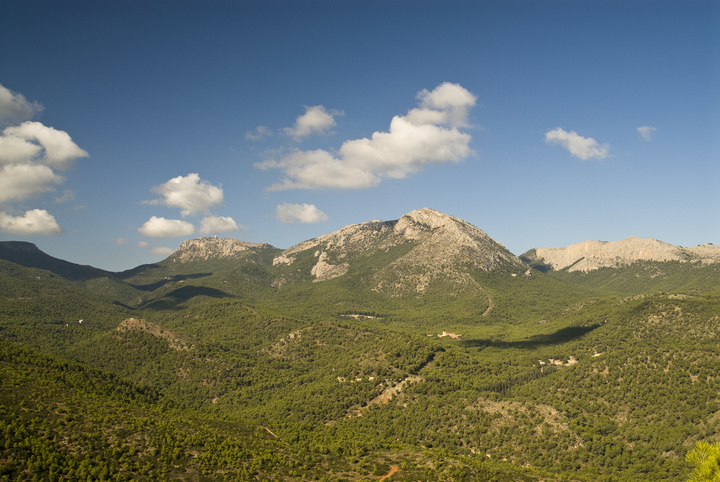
[1,208,718,283]
[523,236,720,272]
[269,208,528,292]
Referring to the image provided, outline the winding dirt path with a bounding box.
[379,465,399,481]
[470,278,494,317]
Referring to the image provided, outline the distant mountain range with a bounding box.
[0,208,720,282]
[522,236,720,272]
[1,208,717,283]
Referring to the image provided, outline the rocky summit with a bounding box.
[168,237,276,263]
[524,236,720,272]
[271,208,529,293]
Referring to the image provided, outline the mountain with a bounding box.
[0,241,114,281]
[112,208,530,319]
[271,208,529,294]
[2,209,720,480]
[0,241,143,305]
[0,209,531,320]
[168,237,278,263]
[522,236,720,272]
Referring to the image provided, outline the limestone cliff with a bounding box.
[524,237,720,272]
[169,237,276,263]
[273,208,529,293]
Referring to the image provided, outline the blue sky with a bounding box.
[1,0,718,271]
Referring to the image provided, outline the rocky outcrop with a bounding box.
[170,237,275,263]
[117,318,191,350]
[525,237,720,272]
[310,251,349,281]
[272,208,529,291]
[390,208,523,271]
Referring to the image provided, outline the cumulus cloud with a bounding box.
[545,128,609,161]
[150,246,175,256]
[256,82,476,191]
[0,209,62,235]
[148,173,224,216]
[284,105,339,140]
[258,149,381,190]
[245,125,271,141]
[0,84,43,126]
[3,122,88,169]
[138,216,195,238]
[0,88,88,237]
[199,215,241,234]
[0,163,63,203]
[276,202,329,224]
[0,121,87,203]
[637,126,656,141]
[0,133,43,165]
[409,82,477,128]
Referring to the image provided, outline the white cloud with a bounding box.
[0,91,88,211]
[116,237,128,245]
[199,215,241,234]
[545,128,609,161]
[3,121,88,170]
[339,115,472,179]
[276,202,329,224]
[257,149,381,190]
[0,209,62,235]
[637,126,656,141]
[0,134,43,165]
[150,246,175,256]
[138,216,195,238]
[0,84,43,126]
[257,83,476,191]
[148,173,224,216]
[0,163,63,203]
[284,105,339,140]
[410,82,477,127]
[245,125,271,141]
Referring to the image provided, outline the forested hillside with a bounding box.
[2,223,720,480]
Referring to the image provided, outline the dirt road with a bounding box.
[379,465,399,481]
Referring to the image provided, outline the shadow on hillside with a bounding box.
[142,285,233,310]
[130,272,214,291]
[461,324,601,350]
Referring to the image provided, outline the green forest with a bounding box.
[1,244,720,480]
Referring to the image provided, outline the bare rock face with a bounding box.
[310,251,350,282]
[528,237,720,272]
[372,209,527,294]
[117,318,191,350]
[170,237,274,263]
[390,208,522,271]
[273,208,528,292]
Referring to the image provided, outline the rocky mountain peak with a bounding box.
[273,208,529,292]
[390,208,520,267]
[525,237,720,272]
[394,208,500,248]
[170,237,275,263]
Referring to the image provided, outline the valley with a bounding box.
[1,209,720,480]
